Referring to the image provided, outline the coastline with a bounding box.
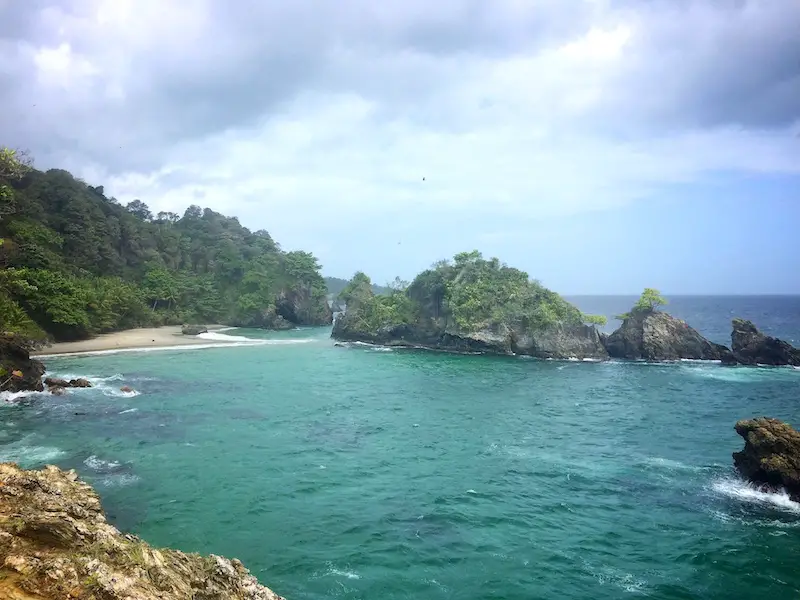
[31,325,231,357]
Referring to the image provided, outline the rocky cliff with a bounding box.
[0,334,45,393]
[275,286,332,327]
[0,463,284,600]
[604,311,735,362]
[332,313,609,359]
[730,318,800,366]
[732,418,800,501]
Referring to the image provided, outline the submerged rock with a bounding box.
[730,318,800,366]
[0,334,45,393]
[732,417,800,501]
[604,311,735,362]
[181,324,208,335]
[0,463,285,600]
[44,377,92,389]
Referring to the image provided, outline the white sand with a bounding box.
[31,325,230,357]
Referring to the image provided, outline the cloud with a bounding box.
[0,0,798,284]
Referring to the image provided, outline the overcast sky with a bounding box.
[1,0,798,293]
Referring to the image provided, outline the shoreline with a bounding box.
[31,325,232,357]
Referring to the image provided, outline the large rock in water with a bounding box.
[332,313,609,359]
[732,418,800,501]
[0,334,45,393]
[604,311,735,362]
[730,318,800,366]
[0,463,285,600]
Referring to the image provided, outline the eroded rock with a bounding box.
[0,463,285,600]
[732,417,800,501]
[730,318,800,366]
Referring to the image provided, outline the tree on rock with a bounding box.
[618,288,667,319]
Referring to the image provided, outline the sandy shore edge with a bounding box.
[31,325,232,357]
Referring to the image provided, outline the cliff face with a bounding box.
[332,313,609,359]
[0,463,284,600]
[0,335,45,393]
[604,311,735,362]
[275,286,333,327]
[730,318,800,366]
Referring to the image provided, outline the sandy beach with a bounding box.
[31,325,231,357]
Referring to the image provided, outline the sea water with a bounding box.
[2,296,800,599]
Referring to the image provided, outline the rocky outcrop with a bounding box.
[0,463,285,600]
[275,287,332,327]
[181,324,208,335]
[732,418,800,501]
[332,313,609,359]
[44,377,92,390]
[730,318,800,366]
[604,310,735,362]
[0,334,45,393]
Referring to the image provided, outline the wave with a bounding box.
[711,476,800,514]
[83,455,123,472]
[0,390,42,403]
[197,331,263,343]
[0,436,65,466]
[119,408,138,414]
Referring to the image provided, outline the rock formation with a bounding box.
[730,318,800,366]
[44,377,92,390]
[0,463,285,600]
[332,311,609,359]
[0,334,45,393]
[732,417,800,501]
[275,287,333,327]
[604,310,736,362]
[181,324,208,335]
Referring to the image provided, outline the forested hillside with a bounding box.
[0,148,331,342]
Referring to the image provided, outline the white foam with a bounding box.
[197,331,262,343]
[37,340,273,358]
[96,473,140,488]
[0,390,37,403]
[327,567,361,580]
[712,477,800,514]
[0,438,65,465]
[119,408,138,414]
[83,455,121,471]
[371,347,394,352]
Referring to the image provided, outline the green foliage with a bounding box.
[343,251,584,334]
[616,288,668,320]
[582,314,608,327]
[325,276,391,298]
[0,152,329,341]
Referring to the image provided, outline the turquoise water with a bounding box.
[2,310,800,599]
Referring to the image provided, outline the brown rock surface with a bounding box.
[732,417,800,501]
[0,463,285,600]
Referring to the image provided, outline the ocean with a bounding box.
[2,295,800,599]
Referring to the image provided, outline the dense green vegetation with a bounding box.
[0,148,329,342]
[324,276,390,299]
[339,251,606,333]
[616,288,667,320]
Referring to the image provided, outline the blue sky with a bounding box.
[2,1,798,294]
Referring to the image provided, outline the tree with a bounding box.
[0,147,32,220]
[616,288,667,320]
[126,199,153,221]
[583,314,608,327]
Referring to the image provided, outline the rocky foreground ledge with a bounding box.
[733,418,800,502]
[0,463,284,600]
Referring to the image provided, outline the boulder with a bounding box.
[120,385,135,393]
[732,417,800,501]
[0,463,285,600]
[44,377,92,389]
[181,324,208,336]
[730,318,800,366]
[604,311,735,362]
[0,333,45,393]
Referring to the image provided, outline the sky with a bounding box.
[1,0,798,294]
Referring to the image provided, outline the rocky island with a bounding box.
[0,463,284,600]
[332,251,609,360]
[733,417,800,502]
[331,254,800,365]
